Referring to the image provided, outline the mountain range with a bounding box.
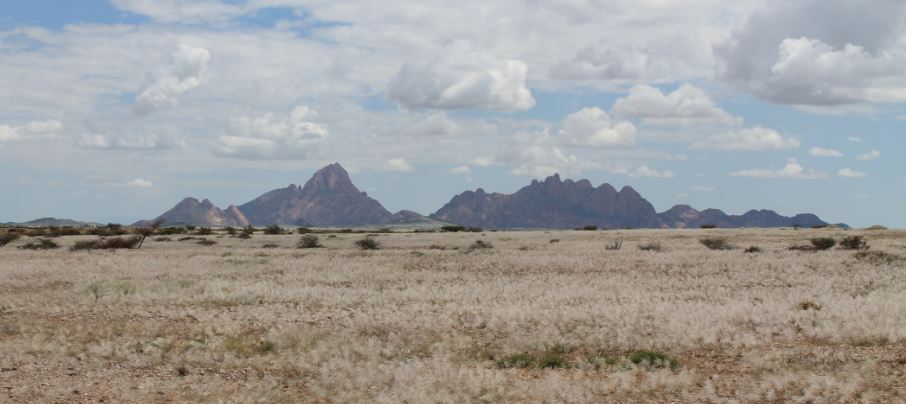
[138,163,839,229]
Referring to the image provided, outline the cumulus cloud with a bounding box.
[838,168,867,178]
[111,0,245,23]
[716,0,906,105]
[409,112,461,136]
[611,84,738,125]
[730,159,826,179]
[216,106,327,159]
[692,126,799,151]
[384,158,413,172]
[77,133,185,150]
[123,178,154,188]
[558,107,636,146]
[614,165,675,179]
[134,44,210,115]
[387,44,535,111]
[848,136,862,142]
[0,119,64,142]
[499,130,586,178]
[856,150,881,161]
[809,147,843,157]
[450,165,470,174]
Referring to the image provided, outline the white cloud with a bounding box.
[134,44,210,115]
[856,150,881,161]
[692,186,716,192]
[387,43,535,111]
[716,0,906,105]
[692,126,799,151]
[809,147,843,157]
[0,119,64,142]
[384,158,413,172]
[838,168,867,178]
[500,130,586,178]
[450,165,470,174]
[611,83,738,125]
[123,178,153,188]
[623,165,674,178]
[848,136,862,142]
[216,105,327,159]
[558,107,636,146]
[111,0,245,23]
[730,159,826,179]
[77,133,185,150]
[410,112,461,136]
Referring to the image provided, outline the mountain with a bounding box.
[657,205,829,228]
[431,174,834,229]
[238,163,396,226]
[143,197,249,227]
[1,217,102,227]
[430,174,667,229]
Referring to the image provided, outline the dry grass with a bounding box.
[1,229,905,402]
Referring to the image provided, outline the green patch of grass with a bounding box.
[629,350,678,369]
[18,238,60,250]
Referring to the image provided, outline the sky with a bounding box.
[0,0,904,227]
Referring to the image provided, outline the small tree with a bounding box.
[135,219,164,249]
[264,225,283,235]
[355,237,379,250]
[298,235,322,249]
[840,235,869,250]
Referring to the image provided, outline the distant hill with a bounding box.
[138,197,249,227]
[431,174,835,229]
[1,217,102,227]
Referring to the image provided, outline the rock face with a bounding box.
[151,197,249,227]
[431,174,834,229]
[237,163,396,226]
[430,174,667,229]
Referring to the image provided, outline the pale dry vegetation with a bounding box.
[1,228,905,402]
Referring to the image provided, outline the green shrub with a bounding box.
[71,236,142,251]
[810,237,836,251]
[466,240,493,252]
[297,227,313,234]
[298,235,322,249]
[797,301,822,311]
[700,224,717,229]
[18,238,60,250]
[629,350,677,369]
[744,246,763,253]
[195,227,213,236]
[224,226,236,235]
[839,235,869,250]
[699,238,733,250]
[263,225,284,235]
[578,225,598,231]
[0,232,20,247]
[441,225,465,232]
[355,237,379,250]
[638,242,663,252]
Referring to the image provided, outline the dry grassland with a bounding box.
[1,229,905,402]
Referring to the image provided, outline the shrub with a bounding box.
[699,238,733,251]
[154,237,172,242]
[185,225,197,231]
[811,224,828,229]
[427,244,447,250]
[18,238,60,250]
[298,235,322,249]
[297,227,313,234]
[840,235,869,251]
[71,236,142,251]
[699,224,717,229]
[466,240,494,252]
[262,244,279,249]
[638,242,663,252]
[224,226,236,235]
[605,240,622,251]
[264,225,284,235]
[241,226,255,236]
[0,232,20,247]
[466,227,482,232]
[797,301,822,311]
[157,227,187,235]
[854,250,903,265]
[441,225,465,232]
[47,226,81,237]
[197,239,217,246]
[629,350,678,369]
[578,225,598,231]
[810,237,836,251]
[549,239,560,244]
[744,246,763,253]
[195,227,213,236]
[355,237,379,250]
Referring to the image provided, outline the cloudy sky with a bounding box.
[1,0,904,227]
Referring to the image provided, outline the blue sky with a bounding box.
[0,0,904,227]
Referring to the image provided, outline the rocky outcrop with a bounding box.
[148,197,248,227]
